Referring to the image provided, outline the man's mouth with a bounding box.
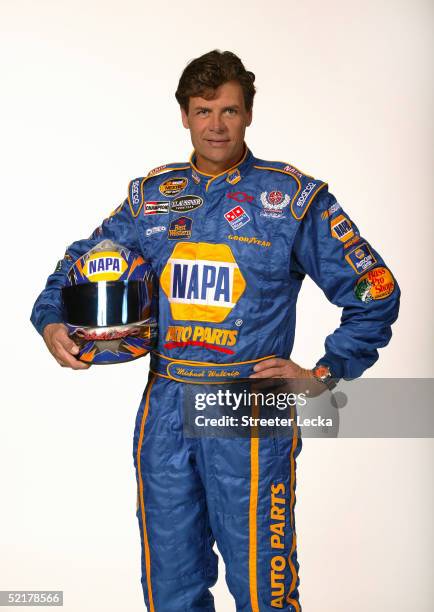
[206,139,230,146]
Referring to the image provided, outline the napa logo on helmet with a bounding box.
[160,242,246,323]
[83,251,128,282]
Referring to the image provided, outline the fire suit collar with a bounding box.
[189,145,254,190]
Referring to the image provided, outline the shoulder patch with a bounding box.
[145,162,190,179]
[291,179,328,220]
[128,177,145,217]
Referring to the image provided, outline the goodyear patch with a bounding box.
[354,267,395,302]
[128,178,144,216]
[225,205,250,230]
[160,242,246,322]
[159,177,188,197]
[83,251,127,282]
[227,234,271,248]
[168,216,192,240]
[164,324,238,354]
[345,242,377,274]
[171,195,203,213]
[331,214,355,243]
[144,201,170,215]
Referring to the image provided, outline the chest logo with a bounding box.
[159,177,188,197]
[224,205,251,230]
[160,242,246,322]
[168,216,193,240]
[227,191,254,203]
[260,191,290,218]
[171,195,203,213]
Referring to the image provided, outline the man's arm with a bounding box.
[251,187,400,383]
[291,188,400,379]
[31,197,142,368]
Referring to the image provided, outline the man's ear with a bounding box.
[181,107,189,129]
[246,108,253,127]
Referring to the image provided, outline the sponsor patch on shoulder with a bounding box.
[343,236,361,250]
[354,267,395,302]
[345,242,377,274]
[330,214,355,242]
[168,216,192,240]
[321,201,342,220]
[283,164,303,179]
[147,164,167,177]
[128,178,144,216]
[159,177,188,197]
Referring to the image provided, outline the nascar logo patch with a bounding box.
[160,242,246,322]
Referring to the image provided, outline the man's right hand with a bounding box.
[42,323,90,370]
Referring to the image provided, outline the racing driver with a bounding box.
[31,50,400,611]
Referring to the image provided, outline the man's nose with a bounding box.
[209,113,225,132]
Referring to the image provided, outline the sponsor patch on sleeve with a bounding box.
[345,242,377,274]
[354,267,395,302]
[330,214,355,242]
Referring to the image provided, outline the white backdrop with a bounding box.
[1,1,433,610]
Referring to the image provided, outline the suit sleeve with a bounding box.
[30,198,142,336]
[291,188,400,379]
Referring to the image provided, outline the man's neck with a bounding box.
[194,148,245,176]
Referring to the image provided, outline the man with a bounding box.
[31,50,400,611]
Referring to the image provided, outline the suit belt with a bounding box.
[149,352,276,384]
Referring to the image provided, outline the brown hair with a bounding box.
[175,50,256,112]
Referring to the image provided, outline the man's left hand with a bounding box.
[250,357,314,379]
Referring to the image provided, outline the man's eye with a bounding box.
[197,109,209,115]
[225,109,237,115]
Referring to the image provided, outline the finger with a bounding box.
[253,358,287,373]
[55,345,90,370]
[250,367,287,379]
[56,330,80,355]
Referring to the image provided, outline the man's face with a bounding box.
[181,80,252,174]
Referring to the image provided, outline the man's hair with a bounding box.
[175,50,256,113]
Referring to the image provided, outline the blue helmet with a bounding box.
[62,240,157,365]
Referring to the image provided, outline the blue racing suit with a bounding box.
[31,147,400,611]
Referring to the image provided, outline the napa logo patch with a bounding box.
[160,242,246,322]
[159,177,188,197]
[83,251,127,282]
[331,214,355,242]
